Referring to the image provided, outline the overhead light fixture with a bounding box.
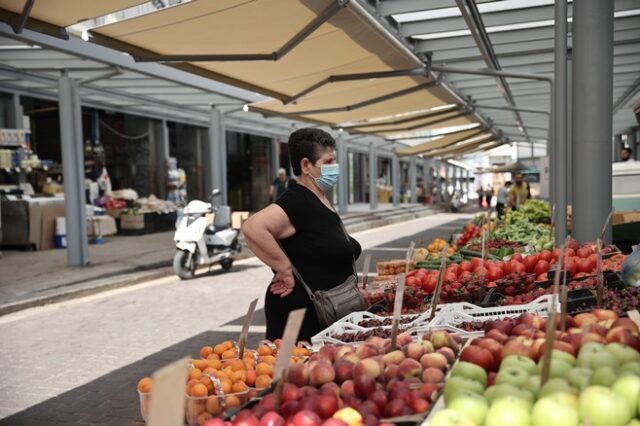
[242,104,249,112]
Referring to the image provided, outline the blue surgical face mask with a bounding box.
[311,163,339,191]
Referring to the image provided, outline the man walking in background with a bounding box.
[496,181,511,218]
[269,168,293,202]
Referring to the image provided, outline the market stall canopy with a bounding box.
[477,163,525,174]
[87,0,480,138]
[424,133,502,158]
[0,0,146,35]
[394,128,496,157]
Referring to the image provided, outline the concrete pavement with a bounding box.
[0,212,473,424]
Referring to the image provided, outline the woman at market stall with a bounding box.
[242,128,362,341]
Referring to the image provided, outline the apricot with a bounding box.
[255,374,272,389]
[225,395,241,408]
[200,346,214,359]
[205,397,221,415]
[257,344,273,357]
[245,370,256,387]
[200,376,214,393]
[213,344,227,356]
[222,349,237,360]
[192,359,209,371]
[137,377,153,393]
[231,381,248,393]
[255,363,273,377]
[261,355,276,365]
[188,368,203,381]
[190,383,208,398]
[229,359,245,372]
[197,412,213,426]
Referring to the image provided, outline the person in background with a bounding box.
[477,187,484,208]
[508,173,530,210]
[485,185,494,209]
[496,181,511,218]
[269,168,293,202]
[621,147,635,162]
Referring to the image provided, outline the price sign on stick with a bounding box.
[541,245,565,385]
[405,241,416,274]
[361,253,372,290]
[596,239,604,308]
[273,308,306,380]
[238,298,259,359]
[389,273,406,352]
[600,209,614,243]
[428,246,449,322]
[147,357,190,426]
[627,310,640,329]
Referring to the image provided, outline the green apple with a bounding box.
[523,375,541,397]
[484,384,533,410]
[538,358,573,379]
[564,367,592,390]
[589,366,618,387]
[580,341,606,355]
[580,386,632,426]
[607,343,640,364]
[429,409,476,426]
[577,343,606,368]
[501,355,538,375]
[549,391,579,410]
[627,419,640,426]
[496,366,529,387]
[444,376,485,404]
[589,351,621,370]
[451,361,488,387]
[448,390,489,426]
[532,394,579,426]
[612,375,640,414]
[552,349,576,366]
[539,378,577,399]
[485,397,531,426]
[620,361,640,377]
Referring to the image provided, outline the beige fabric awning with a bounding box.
[394,128,491,157]
[89,0,480,138]
[438,138,504,158]
[441,142,503,159]
[422,133,501,158]
[0,0,145,27]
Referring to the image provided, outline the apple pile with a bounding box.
[221,331,462,426]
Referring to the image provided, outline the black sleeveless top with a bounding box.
[264,183,362,341]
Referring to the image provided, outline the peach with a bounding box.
[421,368,444,383]
[419,353,448,371]
[310,361,335,386]
[286,363,310,387]
[397,358,422,379]
[382,350,405,366]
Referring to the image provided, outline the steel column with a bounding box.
[572,0,614,243]
[409,157,417,204]
[8,93,23,128]
[613,134,623,162]
[58,74,89,266]
[368,142,378,211]
[392,155,400,206]
[553,0,568,245]
[338,136,348,213]
[466,170,472,202]
[270,139,279,181]
[207,107,226,202]
[156,120,170,199]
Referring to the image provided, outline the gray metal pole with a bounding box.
[466,170,472,203]
[271,139,279,180]
[58,74,88,266]
[553,0,568,245]
[392,155,400,206]
[613,134,622,162]
[368,142,378,210]
[156,120,170,199]
[218,113,228,206]
[207,107,225,202]
[409,156,417,204]
[9,93,23,128]
[572,0,614,243]
[338,135,348,213]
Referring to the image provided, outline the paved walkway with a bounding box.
[0,203,442,314]
[0,212,473,424]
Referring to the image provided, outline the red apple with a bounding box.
[486,328,509,344]
[369,390,388,410]
[316,395,339,419]
[292,410,322,426]
[606,327,640,351]
[353,358,382,380]
[339,380,355,399]
[397,358,422,379]
[517,313,543,330]
[472,338,504,365]
[332,359,354,384]
[511,323,538,338]
[460,345,496,372]
[354,375,376,399]
[436,347,456,364]
[310,362,336,386]
[486,318,515,334]
[282,383,303,402]
[574,313,598,327]
[501,337,535,360]
[592,309,619,322]
[286,364,310,387]
[259,412,285,426]
[612,318,640,333]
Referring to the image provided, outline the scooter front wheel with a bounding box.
[173,250,196,280]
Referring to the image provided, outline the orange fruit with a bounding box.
[220,379,232,394]
[214,371,228,381]
[186,379,201,393]
[137,377,153,393]
[200,376,214,393]
[255,363,273,377]
[231,381,248,393]
[192,359,209,371]
[245,370,256,387]
[207,353,221,361]
[255,375,272,389]
[223,341,235,350]
[189,368,203,381]
[197,412,213,426]
[257,344,273,357]
[230,371,245,383]
[222,349,237,360]
[200,346,214,359]
[261,355,276,365]
[229,359,245,371]
[208,359,222,370]
[225,395,241,408]
[186,400,205,420]
[292,347,309,357]
[190,383,209,398]
[213,344,227,356]
[205,397,221,415]
[243,360,256,371]
[203,368,217,376]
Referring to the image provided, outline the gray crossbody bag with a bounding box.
[279,220,365,328]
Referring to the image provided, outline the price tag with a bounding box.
[273,308,306,380]
[596,239,604,308]
[428,245,449,321]
[147,356,190,426]
[237,298,259,359]
[389,273,406,352]
[627,310,640,329]
[541,244,565,385]
[361,253,372,290]
[405,241,416,274]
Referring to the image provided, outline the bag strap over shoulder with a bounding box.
[275,240,316,300]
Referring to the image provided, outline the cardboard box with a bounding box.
[120,214,145,230]
[231,211,250,229]
[88,216,117,236]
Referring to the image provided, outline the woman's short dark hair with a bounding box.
[288,128,336,175]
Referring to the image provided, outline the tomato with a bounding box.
[539,250,553,262]
[504,261,513,274]
[523,255,539,273]
[577,258,592,273]
[406,276,420,287]
[552,248,562,261]
[444,272,457,282]
[422,275,437,293]
[511,261,526,273]
[511,253,523,263]
[459,260,473,273]
[407,270,420,278]
[576,246,593,259]
[563,257,578,276]
[534,259,550,276]
[471,257,482,269]
[564,248,576,258]
[487,266,504,281]
[494,261,506,271]
[447,264,459,276]
[474,266,489,277]
[459,270,472,280]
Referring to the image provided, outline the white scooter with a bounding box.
[173,189,241,279]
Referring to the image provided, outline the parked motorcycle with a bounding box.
[173,189,241,279]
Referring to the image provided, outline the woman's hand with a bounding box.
[270,269,295,298]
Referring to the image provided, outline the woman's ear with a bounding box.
[300,158,311,175]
